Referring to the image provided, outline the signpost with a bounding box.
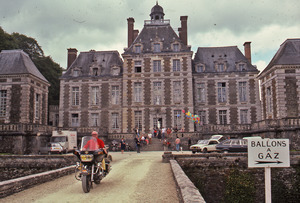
[247,138,290,203]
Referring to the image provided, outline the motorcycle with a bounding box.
[73,136,111,193]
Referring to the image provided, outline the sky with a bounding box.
[1,0,300,71]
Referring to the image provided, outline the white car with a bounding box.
[190,140,209,154]
[199,135,226,153]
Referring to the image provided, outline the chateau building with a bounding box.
[0,50,50,125]
[58,3,262,134]
[258,39,300,119]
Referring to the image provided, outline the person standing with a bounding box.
[120,137,126,154]
[136,138,141,153]
[167,128,172,138]
[175,136,181,152]
[148,132,152,144]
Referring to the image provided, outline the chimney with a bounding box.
[243,42,251,63]
[133,30,139,42]
[179,16,188,46]
[127,17,135,47]
[67,48,78,69]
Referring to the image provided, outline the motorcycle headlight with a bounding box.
[80,154,94,162]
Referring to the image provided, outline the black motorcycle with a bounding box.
[74,136,111,193]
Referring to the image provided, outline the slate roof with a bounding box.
[123,22,191,54]
[194,46,259,73]
[260,38,300,75]
[0,50,48,83]
[61,50,123,79]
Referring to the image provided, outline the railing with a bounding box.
[144,19,170,25]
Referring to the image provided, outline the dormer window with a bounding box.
[111,66,120,76]
[196,64,205,73]
[72,68,81,77]
[92,68,99,76]
[135,61,142,73]
[217,63,225,72]
[153,43,161,52]
[135,45,141,54]
[173,43,179,52]
[238,64,246,71]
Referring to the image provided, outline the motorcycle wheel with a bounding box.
[82,175,91,193]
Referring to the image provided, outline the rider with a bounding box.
[82,131,108,172]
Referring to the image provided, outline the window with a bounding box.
[92,68,98,76]
[135,61,142,73]
[111,86,120,105]
[173,44,179,52]
[219,110,227,125]
[73,70,80,77]
[217,82,227,103]
[173,81,181,103]
[174,110,182,129]
[35,94,40,119]
[135,111,142,132]
[239,64,246,71]
[196,65,204,73]
[71,114,79,127]
[91,113,99,127]
[153,82,162,105]
[198,110,206,125]
[135,45,141,53]
[266,87,272,113]
[196,83,206,103]
[134,82,142,102]
[153,43,161,52]
[239,82,247,102]
[240,109,248,124]
[0,90,7,117]
[217,63,225,72]
[91,86,99,105]
[112,113,119,129]
[153,60,161,72]
[173,59,181,72]
[72,87,80,106]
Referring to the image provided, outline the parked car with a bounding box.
[200,139,221,153]
[209,134,226,142]
[190,140,209,154]
[216,139,248,153]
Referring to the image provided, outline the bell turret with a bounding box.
[150,2,165,21]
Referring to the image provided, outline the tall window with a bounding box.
[219,110,227,124]
[198,110,206,125]
[111,86,119,105]
[135,61,142,73]
[135,45,141,53]
[217,82,227,103]
[91,86,99,105]
[153,60,161,72]
[134,111,142,132]
[240,109,248,124]
[217,63,225,72]
[0,90,7,117]
[134,82,142,102]
[266,87,273,113]
[35,93,40,119]
[71,114,79,127]
[173,59,181,72]
[197,83,206,103]
[72,87,80,106]
[112,113,119,129]
[91,113,99,127]
[153,82,162,105]
[173,81,181,103]
[174,110,182,129]
[173,44,179,52]
[239,82,247,102]
[154,43,161,52]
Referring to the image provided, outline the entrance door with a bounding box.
[153,118,163,129]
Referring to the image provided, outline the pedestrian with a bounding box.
[157,129,162,140]
[120,137,126,154]
[148,132,152,144]
[162,127,166,139]
[163,139,168,151]
[175,136,180,152]
[136,138,141,153]
[188,137,192,148]
[167,128,172,138]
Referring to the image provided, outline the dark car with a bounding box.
[216,139,248,153]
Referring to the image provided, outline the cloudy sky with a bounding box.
[1,0,300,71]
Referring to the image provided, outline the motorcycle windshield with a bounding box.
[80,136,99,151]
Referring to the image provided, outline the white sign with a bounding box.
[248,138,290,168]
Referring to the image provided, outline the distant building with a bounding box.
[0,50,50,125]
[258,39,300,119]
[193,44,261,127]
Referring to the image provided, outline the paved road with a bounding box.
[2,151,180,203]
